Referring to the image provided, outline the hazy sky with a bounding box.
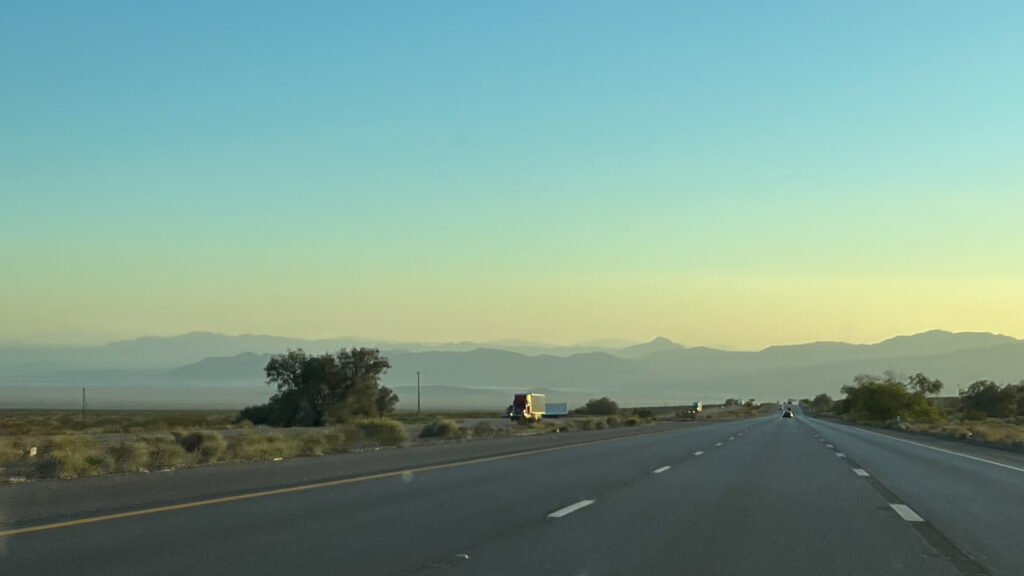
[3,1,1023,349]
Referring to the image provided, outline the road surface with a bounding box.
[2,411,1021,575]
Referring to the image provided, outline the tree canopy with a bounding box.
[240,348,397,427]
[580,397,619,415]
[960,380,1021,418]
[836,372,944,423]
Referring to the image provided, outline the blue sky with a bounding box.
[2,1,1023,347]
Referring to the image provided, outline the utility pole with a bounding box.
[416,371,421,415]
[81,387,87,430]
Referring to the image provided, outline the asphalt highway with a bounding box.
[2,411,1021,575]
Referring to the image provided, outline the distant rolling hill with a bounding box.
[3,330,1022,410]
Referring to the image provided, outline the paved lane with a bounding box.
[805,416,1024,576]
[2,413,1020,575]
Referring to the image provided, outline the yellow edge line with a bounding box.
[0,427,674,537]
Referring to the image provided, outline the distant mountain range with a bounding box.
[1,330,1022,410]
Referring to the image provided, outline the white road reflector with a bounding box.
[852,468,870,477]
[693,451,704,456]
[835,452,847,458]
[548,499,595,518]
[653,466,670,474]
[889,503,925,522]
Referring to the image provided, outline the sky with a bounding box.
[2,1,1023,349]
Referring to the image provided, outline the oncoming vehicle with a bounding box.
[783,409,794,418]
[509,393,546,422]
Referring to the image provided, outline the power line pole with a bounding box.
[416,371,421,415]
[81,387,87,430]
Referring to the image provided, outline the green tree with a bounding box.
[375,386,400,417]
[838,372,943,423]
[332,348,392,421]
[582,397,619,415]
[907,372,943,396]
[241,347,395,427]
[809,393,833,412]
[960,380,1018,418]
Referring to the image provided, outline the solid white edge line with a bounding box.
[852,468,870,477]
[890,503,925,522]
[693,451,704,456]
[548,499,595,518]
[653,466,670,474]
[815,420,1024,474]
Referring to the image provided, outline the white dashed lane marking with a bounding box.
[548,500,595,518]
[693,451,704,456]
[715,442,723,447]
[852,468,870,477]
[653,466,670,474]
[835,452,847,458]
[889,503,925,522]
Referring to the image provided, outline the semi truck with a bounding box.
[545,402,569,418]
[509,393,546,421]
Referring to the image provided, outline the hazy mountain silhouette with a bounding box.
[614,337,686,359]
[3,330,1023,410]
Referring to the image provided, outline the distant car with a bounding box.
[782,409,794,418]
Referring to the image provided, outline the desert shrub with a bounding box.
[419,418,463,438]
[43,435,112,478]
[548,421,571,433]
[322,427,346,449]
[0,438,25,465]
[934,424,974,439]
[350,418,408,446]
[109,441,151,473]
[636,409,654,419]
[225,431,297,461]
[172,431,228,463]
[962,409,988,421]
[605,416,621,427]
[294,432,328,456]
[471,421,500,438]
[146,438,190,469]
[623,417,641,427]
[901,401,946,424]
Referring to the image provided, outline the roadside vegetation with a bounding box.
[1,388,771,482]
[238,347,398,427]
[805,372,1024,449]
[0,410,240,436]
